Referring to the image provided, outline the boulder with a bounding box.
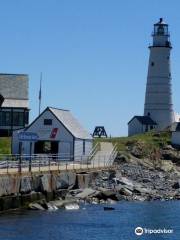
[54,189,68,199]
[20,176,32,194]
[64,203,79,210]
[47,202,58,211]
[172,181,180,189]
[114,154,129,164]
[161,149,180,164]
[97,188,118,200]
[0,176,20,196]
[75,188,97,199]
[119,177,134,188]
[29,203,45,210]
[119,187,133,196]
[55,172,76,190]
[76,173,91,189]
[32,175,42,192]
[133,196,147,201]
[133,184,155,195]
[130,145,144,158]
[50,199,78,208]
[40,174,53,192]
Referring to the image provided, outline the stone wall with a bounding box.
[0,171,92,211]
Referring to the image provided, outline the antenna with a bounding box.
[39,72,42,115]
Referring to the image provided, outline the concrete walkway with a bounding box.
[91,142,115,166]
[0,160,115,175]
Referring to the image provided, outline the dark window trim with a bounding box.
[44,119,53,125]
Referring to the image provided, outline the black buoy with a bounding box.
[104,207,115,211]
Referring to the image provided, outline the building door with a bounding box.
[51,141,59,154]
[34,141,59,154]
[34,141,44,154]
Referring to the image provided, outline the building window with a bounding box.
[83,140,85,155]
[151,62,154,66]
[44,119,52,125]
[13,112,24,126]
[0,111,11,126]
[150,125,154,130]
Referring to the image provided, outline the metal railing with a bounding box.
[0,152,116,174]
[106,143,118,166]
[88,142,100,161]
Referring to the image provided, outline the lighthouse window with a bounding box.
[151,62,154,66]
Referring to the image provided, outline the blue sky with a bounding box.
[0,0,180,136]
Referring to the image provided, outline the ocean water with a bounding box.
[0,201,179,240]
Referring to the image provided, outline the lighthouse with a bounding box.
[144,18,174,130]
[128,18,175,136]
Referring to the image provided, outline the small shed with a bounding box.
[12,107,93,160]
[128,116,157,136]
[171,122,180,146]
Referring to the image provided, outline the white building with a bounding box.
[128,116,157,136]
[171,123,180,146]
[12,107,93,160]
[174,112,180,123]
[128,18,175,136]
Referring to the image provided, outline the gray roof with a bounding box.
[49,107,92,140]
[128,116,157,125]
[0,74,29,100]
[2,99,28,108]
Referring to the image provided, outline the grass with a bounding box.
[94,131,171,155]
[0,137,11,154]
[0,131,172,157]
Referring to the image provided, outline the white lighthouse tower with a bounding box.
[144,18,174,130]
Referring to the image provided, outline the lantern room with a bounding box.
[153,18,169,36]
[152,18,171,48]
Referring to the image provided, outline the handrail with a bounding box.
[0,152,116,174]
[88,142,100,161]
[106,143,118,166]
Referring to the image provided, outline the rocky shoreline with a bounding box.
[0,151,180,212]
[29,158,180,211]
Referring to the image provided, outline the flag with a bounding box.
[50,128,58,139]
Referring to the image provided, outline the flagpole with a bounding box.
[39,72,42,115]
